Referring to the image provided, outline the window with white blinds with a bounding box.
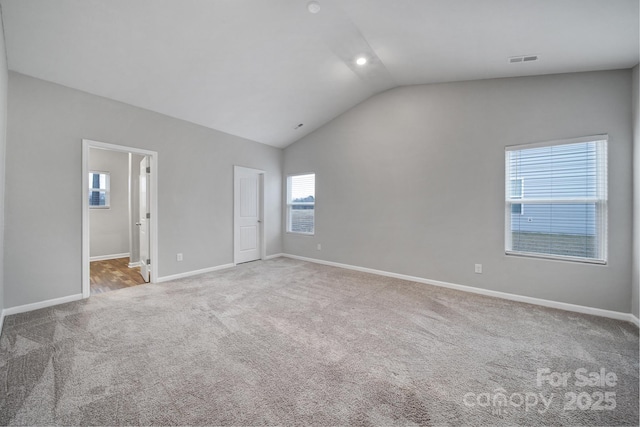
[505,135,607,263]
[287,173,315,234]
[89,171,110,208]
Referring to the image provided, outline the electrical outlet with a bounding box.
[317,243,322,251]
[177,253,183,262]
[474,264,482,274]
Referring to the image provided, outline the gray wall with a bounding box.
[284,70,633,313]
[633,64,639,319]
[89,148,130,258]
[5,72,282,308]
[0,16,7,313]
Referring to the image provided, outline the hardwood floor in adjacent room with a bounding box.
[90,257,147,295]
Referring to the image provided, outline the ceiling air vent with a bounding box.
[509,55,539,64]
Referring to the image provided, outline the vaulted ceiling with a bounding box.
[1,0,638,148]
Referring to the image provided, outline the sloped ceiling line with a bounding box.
[0,0,637,148]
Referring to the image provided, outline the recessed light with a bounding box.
[307,1,320,14]
[356,57,367,66]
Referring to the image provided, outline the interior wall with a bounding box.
[632,64,639,319]
[89,148,130,258]
[0,14,7,314]
[284,69,633,313]
[5,72,283,308]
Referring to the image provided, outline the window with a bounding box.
[505,135,607,263]
[287,173,315,234]
[89,171,110,208]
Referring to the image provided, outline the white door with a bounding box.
[138,157,150,282]
[234,167,262,264]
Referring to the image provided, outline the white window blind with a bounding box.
[287,173,315,234]
[505,136,607,263]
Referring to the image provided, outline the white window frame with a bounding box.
[505,135,608,264]
[89,170,110,209]
[286,173,315,235]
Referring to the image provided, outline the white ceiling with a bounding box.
[1,0,638,148]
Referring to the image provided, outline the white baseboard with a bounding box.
[157,263,235,283]
[282,254,638,326]
[128,261,142,268]
[264,253,284,260]
[90,253,130,262]
[0,258,270,328]
[3,294,84,318]
[3,256,635,331]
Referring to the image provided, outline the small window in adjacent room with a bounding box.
[89,171,110,208]
[505,135,607,263]
[287,173,315,234]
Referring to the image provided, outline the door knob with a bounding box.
[136,222,142,226]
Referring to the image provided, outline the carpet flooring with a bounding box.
[0,257,638,425]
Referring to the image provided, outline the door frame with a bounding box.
[138,156,151,282]
[233,165,265,265]
[82,139,159,298]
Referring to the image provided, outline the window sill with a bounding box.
[286,231,315,236]
[505,250,606,265]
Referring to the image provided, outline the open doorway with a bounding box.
[82,139,158,298]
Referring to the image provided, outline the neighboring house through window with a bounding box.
[505,135,607,263]
[89,171,110,208]
[510,177,523,215]
[287,173,315,234]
